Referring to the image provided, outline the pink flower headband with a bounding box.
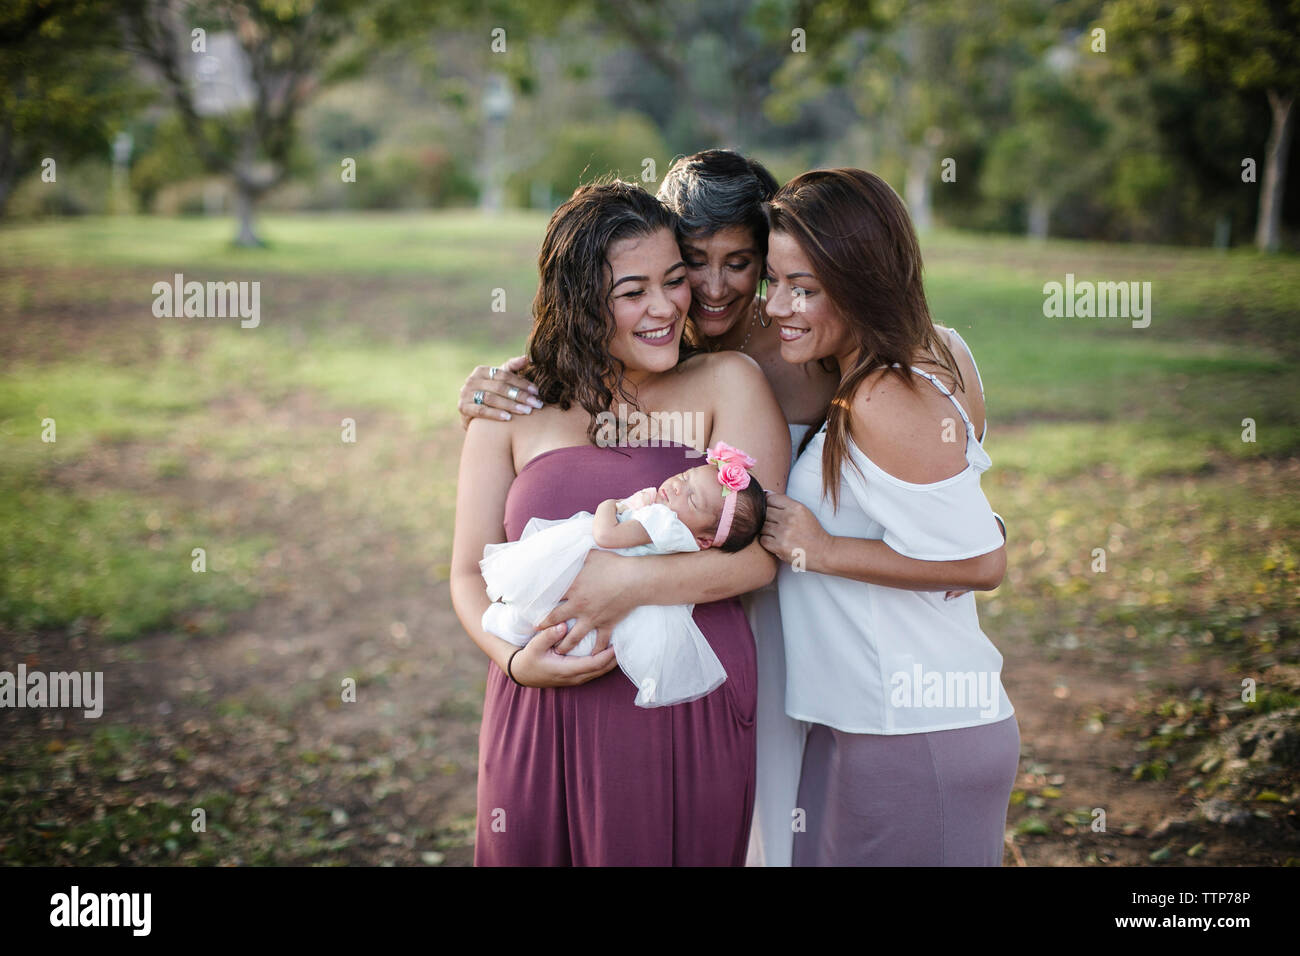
[706,441,757,548]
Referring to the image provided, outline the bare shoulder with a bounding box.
[937,324,970,362]
[933,324,986,429]
[927,325,981,394]
[465,406,517,447]
[464,401,524,464]
[500,401,588,473]
[847,365,968,483]
[672,349,768,405]
[679,348,764,382]
[678,349,788,489]
[847,366,913,435]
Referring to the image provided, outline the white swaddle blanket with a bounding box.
[479,495,727,707]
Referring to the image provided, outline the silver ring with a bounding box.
[489,366,500,380]
[506,386,520,401]
[473,390,485,405]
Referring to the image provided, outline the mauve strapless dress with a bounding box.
[474,442,757,866]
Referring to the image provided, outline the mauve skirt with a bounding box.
[792,715,1020,866]
[475,599,756,866]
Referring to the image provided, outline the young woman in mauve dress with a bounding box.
[449,179,789,865]
[455,150,1009,867]
[759,168,1019,866]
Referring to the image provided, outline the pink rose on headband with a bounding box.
[717,461,751,494]
[707,441,757,470]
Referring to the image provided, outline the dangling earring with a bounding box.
[757,271,773,327]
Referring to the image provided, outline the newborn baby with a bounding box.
[479,442,766,707]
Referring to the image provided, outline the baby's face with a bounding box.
[655,465,724,540]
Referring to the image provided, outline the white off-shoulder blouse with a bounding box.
[778,357,1013,735]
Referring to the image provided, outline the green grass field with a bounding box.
[1,212,1297,865]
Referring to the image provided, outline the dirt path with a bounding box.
[1002,656,1298,866]
[12,550,1295,866]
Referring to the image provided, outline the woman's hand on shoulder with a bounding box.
[458,355,543,429]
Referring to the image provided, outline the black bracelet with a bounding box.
[506,647,526,687]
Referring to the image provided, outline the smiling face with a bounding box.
[656,464,725,546]
[680,224,763,340]
[763,230,856,368]
[606,228,693,380]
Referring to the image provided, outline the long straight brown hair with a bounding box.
[768,168,964,509]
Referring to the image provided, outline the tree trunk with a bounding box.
[1255,90,1294,253]
[480,115,505,214]
[0,114,19,219]
[1213,214,1231,250]
[0,171,15,218]
[233,181,262,247]
[1028,194,1050,239]
[905,146,934,231]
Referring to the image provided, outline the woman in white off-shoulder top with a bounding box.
[760,168,1019,866]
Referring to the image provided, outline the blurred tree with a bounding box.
[125,113,207,212]
[1082,54,1268,245]
[0,0,144,216]
[980,63,1108,238]
[121,0,573,235]
[1104,0,1300,251]
[122,0,402,245]
[766,0,1051,229]
[507,111,668,205]
[586,0,891,152]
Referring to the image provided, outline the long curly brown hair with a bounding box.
[523,179,692,441]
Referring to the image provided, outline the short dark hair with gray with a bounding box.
[656,149,779,249]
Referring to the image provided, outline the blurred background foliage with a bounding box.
[1,0,1296,249]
